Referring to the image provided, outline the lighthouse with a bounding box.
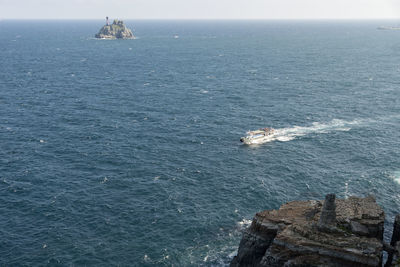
[106,16,109,26]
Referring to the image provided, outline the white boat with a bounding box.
[377,26,400,30]
[240,128,275,144]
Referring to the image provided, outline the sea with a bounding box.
[1,20,400,266]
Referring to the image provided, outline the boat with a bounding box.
[377,26,400,30]
[240,128,275,145]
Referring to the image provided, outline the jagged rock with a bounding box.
[350,220,369,236]
[231,195,385,267]
[95,19,134,39]
[317,194,336,232]
[391,215,400,247]
[390,241,400,267]
[386,215,400,266]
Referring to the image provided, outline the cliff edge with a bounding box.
[231,194,400,266]
[95,19,134,39]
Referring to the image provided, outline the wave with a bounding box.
[388,171,400,184]
[237,218,252,229]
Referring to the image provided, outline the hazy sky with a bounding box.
[1,0,400,19]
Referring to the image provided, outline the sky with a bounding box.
[1,0,400,20]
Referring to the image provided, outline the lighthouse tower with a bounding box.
[106,16,109,26]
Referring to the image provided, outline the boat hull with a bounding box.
[240,135,275,145]
[240,127,275,145]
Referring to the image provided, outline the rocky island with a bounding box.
[231,194,400,266]
[95,17,134,39]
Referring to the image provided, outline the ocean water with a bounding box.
[1,20,400,266]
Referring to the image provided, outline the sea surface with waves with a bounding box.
[1,20,400,266]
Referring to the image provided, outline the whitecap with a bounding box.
[336,127,351,131]
[389,171,400,184]
[237,218,252,229]
[228,250,237,258]
[344,181,350,198]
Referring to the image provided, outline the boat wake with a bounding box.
[251,119,362,144]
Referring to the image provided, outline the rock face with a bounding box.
[317,194,336,232]
[387,215,400,266]
[231,195,385,267]
[95,19,134,39]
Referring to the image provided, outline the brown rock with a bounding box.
[231,195,385,267]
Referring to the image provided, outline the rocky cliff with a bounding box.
[95,19,134,39]
[231,194,400,266]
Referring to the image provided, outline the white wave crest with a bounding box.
[388,171,400,184]
[237,218,252,229]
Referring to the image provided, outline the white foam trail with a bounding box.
[252,118,363,144]
[276,136,295,142]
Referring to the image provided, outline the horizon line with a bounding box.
[1,17,400,21]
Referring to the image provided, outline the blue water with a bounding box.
[1,20,400,266]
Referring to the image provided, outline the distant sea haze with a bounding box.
[1,20,400,266]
